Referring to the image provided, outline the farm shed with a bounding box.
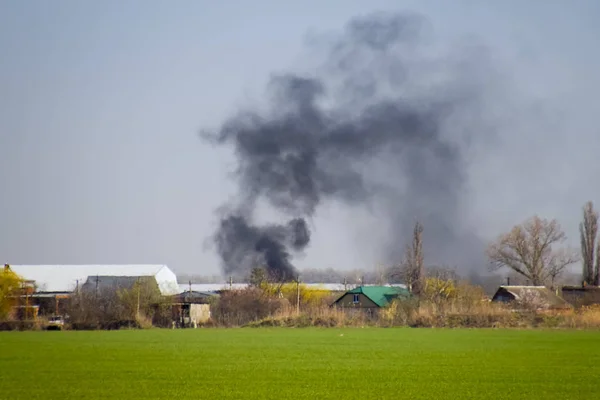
[171,290,217,304]
[171,303,211,327]
[170,290,217,327]
[560,286,600,307]
[491,286,572,310]
[80,275,162,296]
[333,286,410,309]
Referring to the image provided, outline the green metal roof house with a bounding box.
[333,286,410,309]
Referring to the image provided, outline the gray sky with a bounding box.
[1,0,599,276]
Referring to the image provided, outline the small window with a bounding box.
[353,294,360,304]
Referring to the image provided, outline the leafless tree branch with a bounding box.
[396,221,424,294]
[486,215,579,286]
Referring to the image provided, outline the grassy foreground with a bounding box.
[1,329,599,400]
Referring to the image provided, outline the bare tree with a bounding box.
[579,201,598,285]
[374,264,388,285]
[426,265,459,282]
[398,222,424,294]
[487,216,579,287]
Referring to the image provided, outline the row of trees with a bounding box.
[244,201,597,293]
[390,201,600,291]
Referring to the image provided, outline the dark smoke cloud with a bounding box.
[204,12,497,280]
[214,215,309,281]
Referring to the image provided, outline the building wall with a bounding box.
[36,296,69,316]
[189,304,211,323]
[172,304,211,326]
[335,293,379,308]
[561,289,600,307]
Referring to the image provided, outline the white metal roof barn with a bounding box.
[7,264,180,296]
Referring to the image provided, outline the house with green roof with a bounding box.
[333,285,410,309]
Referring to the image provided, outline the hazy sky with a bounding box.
[1,1,600,276]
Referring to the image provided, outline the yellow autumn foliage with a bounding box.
[423,277,456,301]
[260,283,333,307]
[0,266,24,320]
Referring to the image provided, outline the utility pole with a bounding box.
[136,278,141,320]
[23,282,28,320]
[296,275,300,316]
[229,276,233,289]
[343,277,347,291]
[76,279,82,314]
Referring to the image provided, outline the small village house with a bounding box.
[491,286,572,311]
[169,286,216,327]
[560,285,600,307]
[333,285,410,310]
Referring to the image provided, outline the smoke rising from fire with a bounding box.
[204,12,500,280]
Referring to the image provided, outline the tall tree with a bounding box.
[0,265,24,320]
[595,240,600,286]
[579,201,598,285]
[248,267,267,287]
[399,222,424,294]
[487,216,579,287]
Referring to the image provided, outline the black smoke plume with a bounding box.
[204,12,496,280]
[214,215,309,281]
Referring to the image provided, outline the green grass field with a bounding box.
[1,328,599,400]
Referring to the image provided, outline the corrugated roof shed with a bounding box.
[81,275,155,293]
[171,290,218,304]
[7,265,180,296]
[343,285,410,307]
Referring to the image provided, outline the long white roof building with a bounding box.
[177,283,406,293]
[7,264,180,296]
